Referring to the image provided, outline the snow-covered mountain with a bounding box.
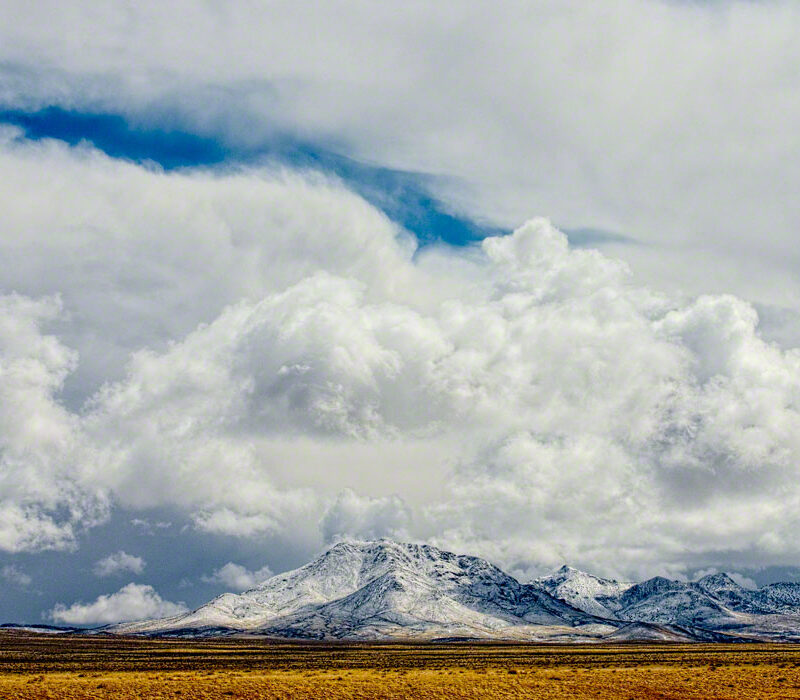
[0,623,78,634]
[695,573,753,609]
[533,567,800,641]
[112,540,615,640]
[752,582,800,614]
[108,540,800,642]
[533,565,633,618]
[614,576,739,628]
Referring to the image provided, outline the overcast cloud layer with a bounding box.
[1,0,800,621]
[2,1,800,310]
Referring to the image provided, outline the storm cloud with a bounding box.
[1,0,800,620]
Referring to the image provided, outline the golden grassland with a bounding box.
[2,631,800,699]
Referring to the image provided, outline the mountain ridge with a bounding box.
[103,540,800,642]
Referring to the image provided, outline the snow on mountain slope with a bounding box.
[0,623,78,634]
[596,573,800,640]
[533,565,633,618]
[262,562,610,640]
[694,573,767,614]
[112,540,612,638]
[753,582,800,614]
[614,574,800,637]
[107,541,800,641]
[695,573,748,598]
[615,576,741,628]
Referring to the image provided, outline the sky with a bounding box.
[2,0,800,625]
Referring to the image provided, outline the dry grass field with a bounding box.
[1,630,800,699]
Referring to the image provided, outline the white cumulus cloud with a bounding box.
[321,489,412,544]
[0,293,109,553]
[202,562,274,592]
[728,573,759,591]
[48,583,187,625]
[93,551,145,577]
[0,131,418,406]
[73,217,800,576]
[2,129,800,580]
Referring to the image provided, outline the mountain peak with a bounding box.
[696,572,740,589]
[540,564,625,585]
[534,565,633,618]
[537,565,588,584]
[110,540,608,639]
[323,538,448,558]
[105,540,800,642]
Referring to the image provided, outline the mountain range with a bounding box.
[108,540,800,642]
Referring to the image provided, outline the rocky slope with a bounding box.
[109,540,800,642]
[112,540,615,640]
[535,568,800,641]
[533,565,633,618]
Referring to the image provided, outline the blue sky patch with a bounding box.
[0,106,508,248]
[0,107,228,169]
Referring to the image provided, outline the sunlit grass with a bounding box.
[2,631,800,698]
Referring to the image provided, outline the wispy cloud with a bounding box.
[1,564,31,587]
[130,519,171,536]
[93,551,145,578]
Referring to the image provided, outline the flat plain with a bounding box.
[1,630,800,699]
